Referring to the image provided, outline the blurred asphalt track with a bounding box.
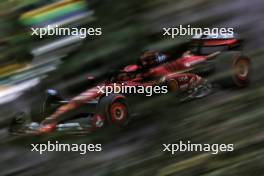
[0,0,264,175]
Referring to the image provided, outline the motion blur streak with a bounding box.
[0,0,264,176]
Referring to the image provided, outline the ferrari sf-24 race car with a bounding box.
[10,34,251,135]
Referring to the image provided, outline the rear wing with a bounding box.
[190,33,243,55]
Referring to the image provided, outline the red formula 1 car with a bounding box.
[10,33,251,135]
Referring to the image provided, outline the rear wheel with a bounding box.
[214,51,251,88]
[233,57,250,86]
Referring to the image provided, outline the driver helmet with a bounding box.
[139,50,168,67]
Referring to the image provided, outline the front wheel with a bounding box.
[96,94,130,127]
